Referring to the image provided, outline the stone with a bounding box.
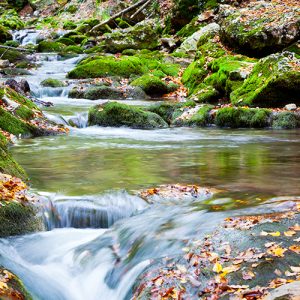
[285,103,297,111]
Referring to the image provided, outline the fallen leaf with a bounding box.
[289,245,300,254]
[284,230,296,237]
[213,262,223,273]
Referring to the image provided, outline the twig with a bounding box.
[130,0,151,19]
[0,45,33,53]
[90,0,148,33]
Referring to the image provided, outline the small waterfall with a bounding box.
[31,86,72,98]
[13,29,42,45]
[40,191,147,230]
[67,112,89,128]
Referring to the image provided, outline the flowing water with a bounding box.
[0,36,300,299]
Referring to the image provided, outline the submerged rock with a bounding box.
[219,1,300,57]
[231,52,300,107]
[88,101,168,129]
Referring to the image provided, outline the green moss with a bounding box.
[272,112,300,129]
[5,87,38,110]
[215,107,271,128]
[182,61,207,93]
[63,20,77,30]
[88,101,168,129]
[41,78,65,87]
[116,17,131,29]
[65,4,77,13]
[62,45,83,54]
[68,56,147,79]
[68,34,87,44]
[37,40,66,52]
[160,63,180,76]
[122,49,136,56]
[14,105,35,120]
[0,133,26,178]
[231,52,300,107]
[0,201,43,237]
[131,74,178,96]
[4,40,20,47]
[192,83,220,103]
[0,107,33,136]
[56,37,76,46]
[84,45,105,54]
[176,16,202,38]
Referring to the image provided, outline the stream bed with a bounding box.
[0,51,300,299]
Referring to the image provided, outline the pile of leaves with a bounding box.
[133,198,300,299]
[0,173,36,204]
[0,268,29,300]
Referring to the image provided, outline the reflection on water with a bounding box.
[11,127,300,196]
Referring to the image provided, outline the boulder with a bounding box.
[219,1,300,56]
[40,78,65,87]
[231,52,300,107]
[88,101,168,129]
[176,23,220,54]
[104,20,160,53]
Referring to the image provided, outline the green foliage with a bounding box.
[88,101,168,129]
[215,107,271,128]
[0,9,24,29]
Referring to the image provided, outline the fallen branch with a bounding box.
[90,0,148,33]
[0,45,33,53]
[130,0,151,19]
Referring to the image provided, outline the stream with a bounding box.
[0,34,300,300]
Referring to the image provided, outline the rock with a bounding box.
[231,52,300,107]
[0,24,12,43]
[265,281,300,300]
[37,40,66,52]
[272,111,300,129]
[20,79,30,94]
[88,101,168,129]
[131,75,178,97]
[5,78,30,94]
[219,1,300,56]
[104,20,160,53]
[40,78,65,87]
[176,23,220,54]
[285,103,297,111]
[0,267,33,299]
[0,59,10,68]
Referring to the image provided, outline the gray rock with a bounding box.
[285,103,297,111]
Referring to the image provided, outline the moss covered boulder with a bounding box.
[214,106,271,128]
[88,102,168,129]
[0,173,44,237]
[231,52,300,107]
[40,78,65,87]
[104,20,160,53]
[272,111,300,129]
[131,74,178,97]
[37,40,66,53]
[219,1,300,57]
[0,267,33,299]
[68,55,146,79]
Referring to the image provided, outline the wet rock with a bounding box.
[285,103,297,111]
[5,78,30,94]
[231,52,300,107]
[88,101,168,129]
[0,267,33,299]
[37,40,66,53]
[104,19,160,53]
[219,1,300,57]
[265,282,300,300]
[138,184,220,204]
[272,111,300,129]
[0,59,10,68]
[41,78,65,87]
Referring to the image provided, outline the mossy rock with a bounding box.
[55,37,76,46]
[68,55,146,79]
[68,34,87,44]
[70,86,124,100]
[272,112,300,129]
[231,52,300,107]
[62,20,77,30]
[0,267,33,299]
[0,201,44,237]
[190,83,220,103]
[0,24,12,43]
[0,133,26,179]
[104,20,160,53]
[219,2,300,57]
[61,45,83,54]
[4,40,19,47]
[176,16,203,38]
[37,40,66,52]
[40,78,65,87]
[88,102,168,129]
[214,107,271,128]
[131,74,178,97]
[148,101,196,124]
